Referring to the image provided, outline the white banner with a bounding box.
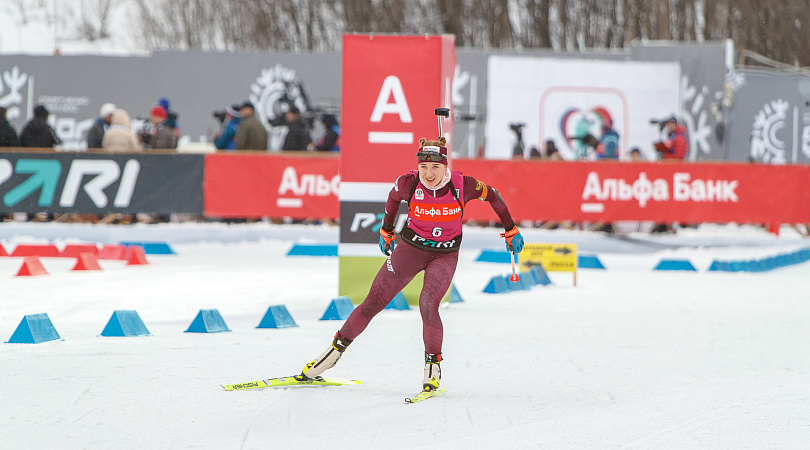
[485,57,681,160]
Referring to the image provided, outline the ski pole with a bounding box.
[434,107,450,138]
[509,249,520,282]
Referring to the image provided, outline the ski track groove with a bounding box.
[240,392,284,450]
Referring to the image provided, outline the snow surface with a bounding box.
[1,222,810,449]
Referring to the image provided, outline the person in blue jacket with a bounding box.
[214,105,241,150]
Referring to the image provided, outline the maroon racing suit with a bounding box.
[338,170,516,354]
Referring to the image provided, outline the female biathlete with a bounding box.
[298,136,524,393]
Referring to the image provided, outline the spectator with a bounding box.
[547,145,562,161]
[0,107,20,147]
[235,101,268,151]
[214,105,241,150]
[311,113,340,152]
[102,109,141,152]
[528,146,543,159]
[629,147,644,162]
[596,119,620,160]
[157,97,180,138]
[20,105,61,148]
[542,140,558,160]
[511,144,525,160]
[656,116,689,161]
[282,104,310,151]
[86,103,116,149]
[143,105,177,150]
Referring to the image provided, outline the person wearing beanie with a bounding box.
[86,102,117,149]
[155,97,178,129]
[143,105,176,150]
[297,133,524,397]
[20,104,61,148]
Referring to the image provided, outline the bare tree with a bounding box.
[81,0,114,41]
[127,0,810,67]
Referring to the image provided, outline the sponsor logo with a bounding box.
[250,64,310,151]
[408,233,457,249]
[0,158,140,208]
[408,202,462,221]
[277,166,339,208]
[580,171,738,212]
[415,188,423,200]
[278,166,339,197]
[349,212,408,234]
[751,99,789,164]
[386,257,394,272]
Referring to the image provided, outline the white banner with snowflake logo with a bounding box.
[728,70,810,164]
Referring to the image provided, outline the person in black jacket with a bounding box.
[282,104,311,151]
[0,107,20,147]
[86,103,116,149]
[20,105,61,148]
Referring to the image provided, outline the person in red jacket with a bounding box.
[657,116,689,161]
[298,136,523,395]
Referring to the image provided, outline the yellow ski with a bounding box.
[222,376,361,391]
[405,388,446,403]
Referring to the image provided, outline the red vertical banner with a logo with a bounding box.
[339,34,456,303]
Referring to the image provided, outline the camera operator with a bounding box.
[653,116,688,161]
[510,123,526,159]
[213,104,241,151]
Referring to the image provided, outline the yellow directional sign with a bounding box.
[518,243,578,273]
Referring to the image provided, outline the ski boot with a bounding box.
[297,332,352,381]
[422,352,442,391]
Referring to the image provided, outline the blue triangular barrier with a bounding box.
[101,310,151,337]
[518,272,537,289]
[653,259,697,271]
[578,254,605,269]
[482,276,509,294]
[120,241,176,255]
[450,284,464,303]
[385,292,411,310]
[257,305,298,328]
[6,313,62,344]
[320,296,355,320]
[530,265,552,285]
[287,243,338,256]
[505,275,529,291]
[185,309,231,333]
[475,249,513,263]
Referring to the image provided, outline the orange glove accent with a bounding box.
[499,226,523,253]
[381,228,395,245]
[380,228,396,255]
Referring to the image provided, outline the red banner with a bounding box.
[203,153,339,219]
[203,154,810,224]
[454,160,810,224]
[340,34,455,185]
